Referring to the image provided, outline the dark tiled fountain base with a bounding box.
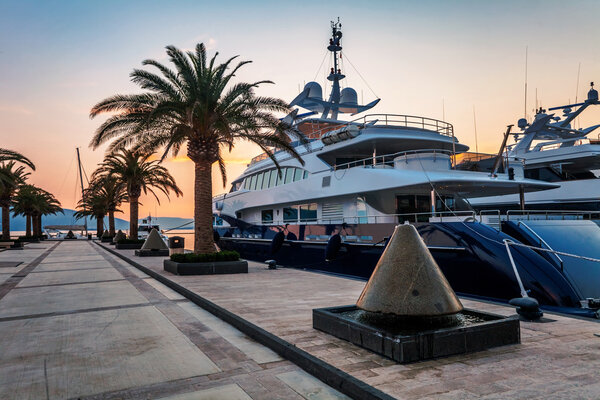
[313,305,520,363]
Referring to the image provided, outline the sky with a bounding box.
[1,0,600,218]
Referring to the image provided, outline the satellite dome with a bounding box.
[304,82,323,100]
[340,87,358,105]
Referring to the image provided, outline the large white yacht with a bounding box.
[212,21,600,318]
[468,83,600,210]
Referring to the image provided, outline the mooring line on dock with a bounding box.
[95,242,395,400]
[0,241,61,301]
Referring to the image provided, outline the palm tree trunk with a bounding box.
[26,215,31,237]
[108,210,115,236]
[129,196,139,239]
[2,205,10,240]
[37,215,42,236]
[32,214,38,238]
[194,160,215,254]
[96,216,104,237]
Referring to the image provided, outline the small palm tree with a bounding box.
[89,43,304,253]
[88,173,126,236]
[94,149,181,239]
[0,149,35,240]
[12,185,61,237]
[0,162,30,239]
[74,187,109,237]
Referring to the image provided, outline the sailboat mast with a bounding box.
[76,147,88,235]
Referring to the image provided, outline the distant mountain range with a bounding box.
[0,209,194,232]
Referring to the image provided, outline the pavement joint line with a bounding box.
[0,242,61,301]
[29,266,115,273]
[96,241,395,400]
[0,302,152,323]
[14,278,126,289]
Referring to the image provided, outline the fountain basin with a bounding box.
[313,305,520,363]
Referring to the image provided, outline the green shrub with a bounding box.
[170,250,240,263]
[117,238,145,244]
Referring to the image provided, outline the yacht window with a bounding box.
[357,197,368,224]
[303,170,309,179]
[242,178,248,189]
[284,168,294,184]
[283,206,298,222]
[261,209,274,224]
[293,168,302,182]
[268,169,277,188]
[249,175,257,190]
[299,203,317,222]
[276,168,285,185]
[257,172,265,190]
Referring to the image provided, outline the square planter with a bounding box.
[135,249,169,257]
[164,259,248,275]
[313,305,520,363]
[115,243,144,250]
[101,237,114,243]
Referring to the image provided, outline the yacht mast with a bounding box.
[76,147,88,235]
[322,18,345,119]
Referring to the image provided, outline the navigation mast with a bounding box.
[76,147,88,236]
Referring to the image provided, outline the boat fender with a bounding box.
[325,234,342,261]
[213,230,221,243]
[270,231,285,254]
[286,232,298,241]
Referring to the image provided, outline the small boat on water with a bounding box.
[212,20,600,318]
[138,215,169,244]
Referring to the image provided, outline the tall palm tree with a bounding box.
[12,185,61,237]
[0,149,35,239]
[0,163,30,239]
[89,43,304,253]
[94,150,181,239]
[88,173,126,236]
[74,187,109,237]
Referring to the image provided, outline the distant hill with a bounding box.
[0,209,193,232]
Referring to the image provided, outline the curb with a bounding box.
[96,242,394,400]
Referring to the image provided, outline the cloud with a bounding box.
[0,105,33,115]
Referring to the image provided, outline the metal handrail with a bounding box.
[330,149,454,172]
[506,209,600,221]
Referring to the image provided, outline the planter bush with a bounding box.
[115,238,145,249]
[169,250,240,263]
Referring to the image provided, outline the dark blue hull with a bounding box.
[216,220,598,318]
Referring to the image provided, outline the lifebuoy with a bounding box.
[270,231,285,254]
[325,234,342,261]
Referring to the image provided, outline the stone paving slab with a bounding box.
[0,280,148,319]
[33,260,111,271]
[16,267,124,287]
[112,247,600,400]
[0,240,348,400]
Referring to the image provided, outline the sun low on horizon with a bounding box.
[1,0,600,219]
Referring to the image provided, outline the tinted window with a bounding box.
[299,203,317,221]
[268,169,277,188]
[261,209,273,223]
[293,168,302,182]
[249,175,257,190]
[284,168,293,184]
[303,170,309,179]
[283,206,298,222]
[276,169,285,186]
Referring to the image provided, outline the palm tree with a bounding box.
[0,149,35,240]
[89,43,304,253]
[88,173,126,236]
[32,190,62,237]
[94,150,181,239]
[0,163,30,239]
[74,187,109,237]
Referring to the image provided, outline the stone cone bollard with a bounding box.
[141,228,168,251]
[357,224,463,316]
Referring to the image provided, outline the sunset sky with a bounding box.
[1,0,600,219]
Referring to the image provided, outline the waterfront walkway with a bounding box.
[0,241,348,400]
[108,244,600,400]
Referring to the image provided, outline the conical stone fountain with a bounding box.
[313,224,520,363]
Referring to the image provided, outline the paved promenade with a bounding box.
[110,245,600,400]
[0,241,348,400]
